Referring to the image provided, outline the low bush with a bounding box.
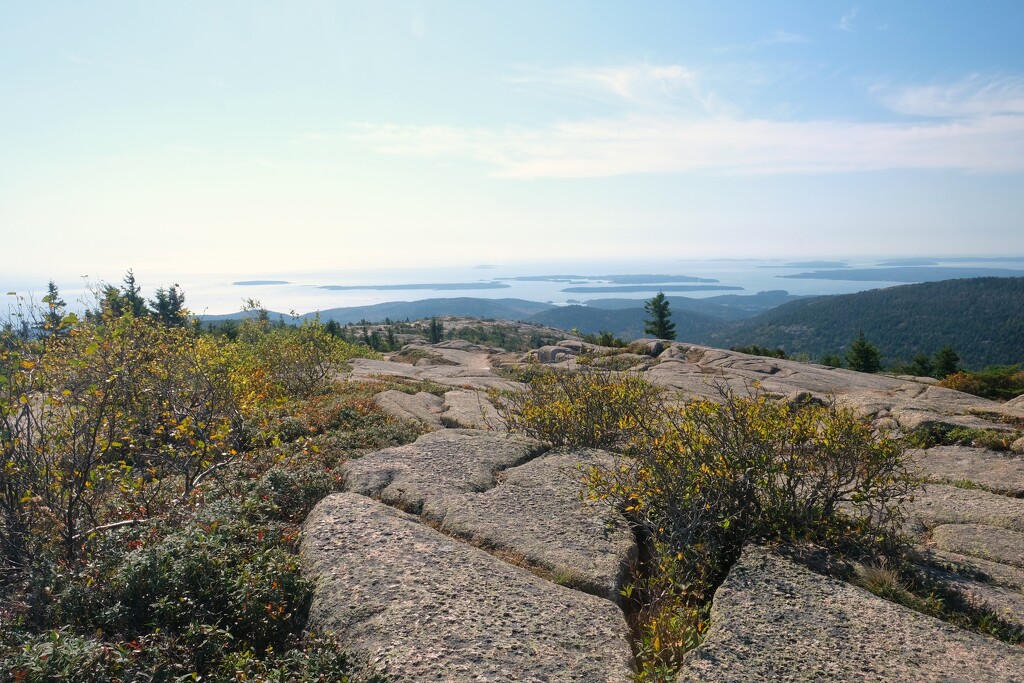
[940,365,1024,402]
[493,368,663,450]
[501,369,917,678]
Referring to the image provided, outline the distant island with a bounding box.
[782,266,1024,282]
[320,282,511,291]
[501,274,719,284]
[561,284,742,293]
[233,280,290,286]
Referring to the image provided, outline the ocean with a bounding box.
[5,257,1024,317]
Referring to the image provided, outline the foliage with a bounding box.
[582,331,630,348]
[500,369,916,677]
[819,354,843,368]
[425,317,444,344]
[238,316,376,397]
[643,292,676,341]
[493,367,664,451]
[939,364,1024,401]
[712,277,1024,369]
[730,344,788,359]
[845,331,882,373]
[0,281,406,683]
[904,423,1022,451]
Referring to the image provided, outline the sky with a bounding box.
[2,1,1024,284]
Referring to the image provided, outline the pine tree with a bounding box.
[40,280,67,336]
[149,284,187,326]
[643,292,676,340]
[846,331,882,373]
[932,345,960,379]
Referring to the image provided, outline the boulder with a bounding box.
[677,546,1024,682]
[302,493,634,682]
[425,449,636,602]
[340,429,546,513]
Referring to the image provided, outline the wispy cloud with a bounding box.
[875,74,1024,118]
[510,63,730,115]
[837,7,859,32]
[336,67,1024,179]
[349,115,1024,178]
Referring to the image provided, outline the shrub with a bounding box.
[501,369,916,677]
[493,368,663,450]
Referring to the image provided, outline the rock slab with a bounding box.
[426,448,636,602]
[677,546,1024,682]
[301,493,634,683]
[340,429,547,513]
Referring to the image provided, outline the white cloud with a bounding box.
[875,74,1024,118]
[510,63,729,115]
[337,67,1024,179]
[348,114,1024,178]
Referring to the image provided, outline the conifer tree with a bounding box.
[846,331,882,373]
[644,292,676,340]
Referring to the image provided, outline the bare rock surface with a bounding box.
[340,429,546,513]
[373,389,444,429]
[930,524,1024,569]
[904,484,1024,534]
[912,446,1024,496]
[677,546,1024,683]
[923,549,1024,592]
[921,564,1024,628]
[425,449,636,601]
[346,355,523,392]
[302,493,634,683]
[441,389,505,430]
[642,344,1024,433]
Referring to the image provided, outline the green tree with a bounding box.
[39,280,67,337]
[846,331,882,373]
[932,345,960,379]
[819,354,843,368]
[906,353,933,377]
[644,292,676,341]
[426,317,444,344]
[149,284,188,326]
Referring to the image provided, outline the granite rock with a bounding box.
[302,493,634,682]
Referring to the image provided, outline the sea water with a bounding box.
[5,257,1024,317]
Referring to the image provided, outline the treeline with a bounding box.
[711,277,1024,369]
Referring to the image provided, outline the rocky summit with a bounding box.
[301,336,1024,681]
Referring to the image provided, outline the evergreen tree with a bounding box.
[643,292,676,340]
[906,353,933,377]
[846,331,882,373]
[149,284,187,326]
[120,269,148,317]
[426,317,444,344]
[39,280,67,336]
[932,345,960,379]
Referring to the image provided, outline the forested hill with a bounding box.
[706,277,1024,369]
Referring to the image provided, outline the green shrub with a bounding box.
[501,369,916,677]
[493,368,663,450]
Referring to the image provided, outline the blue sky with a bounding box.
[2,1,1023,280]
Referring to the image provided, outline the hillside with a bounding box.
[710,277,1024,368]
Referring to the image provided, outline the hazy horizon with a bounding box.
[3,2,1024,278]
[6,254,1024,316]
